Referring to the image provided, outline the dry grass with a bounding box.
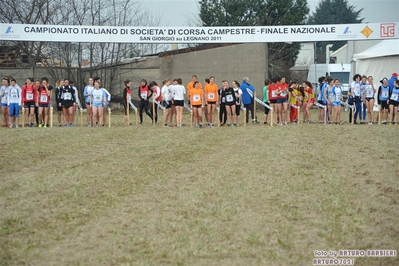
[1,109,398,266]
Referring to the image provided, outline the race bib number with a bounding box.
[11,93,18,99]
[390,93,398,101]
[64,92,72,100]
[26,93,34,100]
[381,91,389,98]
[193,94,200,102]
[95,95,101,101]
[272,90,277,97]
[329,94,334,102]
[366,90,373,97]
[226,94,234,102]
[208,92,215,100]
[40,95,48,102]
[280,91,287,97]
[141,92,147,99]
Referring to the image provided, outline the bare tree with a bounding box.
[1,0,165,95]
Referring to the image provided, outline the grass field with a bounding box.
[1,109,398,265]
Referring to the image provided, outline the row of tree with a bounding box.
[198,0,364,76]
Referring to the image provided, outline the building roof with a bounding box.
[352,39,399,60]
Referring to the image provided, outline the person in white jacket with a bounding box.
[7,78,21,128]
[0,77,10,127]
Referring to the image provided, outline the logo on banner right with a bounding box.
[380,23,396,38]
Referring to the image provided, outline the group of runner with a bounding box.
[261,72,399,125]
[346,73,399,125]
[2,72,398,128]
[122,75,245,127]
[0,75,111,128]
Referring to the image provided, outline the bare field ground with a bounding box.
[1,109,398,266]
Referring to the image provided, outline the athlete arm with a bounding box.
[18,89,22,106]
[74,88,82,108]
[104,89,111,102]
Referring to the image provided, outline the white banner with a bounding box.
[0,22,398,43]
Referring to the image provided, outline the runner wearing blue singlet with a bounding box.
[317,76,327,123]
[83,77,94,127]
[377,78,390,124]
[332,79,343,124]
[90,80,106,127]
[323,76,334,124]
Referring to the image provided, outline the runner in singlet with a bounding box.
[388,80,399,125]
[351,74,362,124]
[359,75,369,124]
[123,79,132,126]
[302,81,314,123]
[101,86,111,127]
[232,80,242,125]
[263,79,270,125]
[0,77,10,127]
[204,76,218,127]
[55,79,64,126]
[364,76,376,125]
[317,76,327,123]
[331,79,343,125]
[22,77,38,127]
[189,81,204,128]
[59,79,76,127]
[37,79,51,128]
[221,80,237,126]
[377,78,390,124]
[173,78,186,128]
[288,80,299,124]
[161,79,172,127]
[268,78,278,124]
[138,79,153,124]
[83,77,95,127]
[90,80,107,127]
[150,81,162,124]
[276,77,289,125]
[323,77,334,124]
[7,78,22,128]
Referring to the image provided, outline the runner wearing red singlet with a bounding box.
[37,79,51,128]
[276,77,289,125]
[22,77,38,127]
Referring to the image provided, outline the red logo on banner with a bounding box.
[380,23,395,37]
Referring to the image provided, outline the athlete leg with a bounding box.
[38,107,44,125]
[283,102,288,123]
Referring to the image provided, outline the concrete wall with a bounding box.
[0,43,269,103]
[160,43,268,98]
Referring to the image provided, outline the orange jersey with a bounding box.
[187,81,202,93]
[204,83,218,102]
[189,88,204,106]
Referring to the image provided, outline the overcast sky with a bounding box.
[144,0,398,27]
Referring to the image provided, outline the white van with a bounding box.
[307,64,351,98]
